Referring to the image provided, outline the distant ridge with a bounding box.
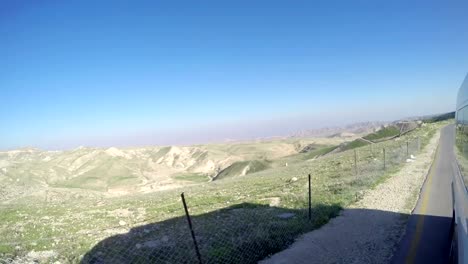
[404,111,455,122]
[290,121,387,138]
[289,112,455,139]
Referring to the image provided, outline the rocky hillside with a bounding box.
[0,138,341,198]
[1,118,438,201]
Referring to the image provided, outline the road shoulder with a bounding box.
[260,129,441,264]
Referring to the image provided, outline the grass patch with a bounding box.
[215,160,270,180]
[363,126,400,142]
[341,139,369,151]
[302,145,338,159]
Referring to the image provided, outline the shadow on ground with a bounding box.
[81,202,341,264]
[81,203,452,264]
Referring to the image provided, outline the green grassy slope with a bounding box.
[56,159,140,191]
[340,139,370,151]
[215,160,271,180]
[339,125,401,152]
[363,126,400,142]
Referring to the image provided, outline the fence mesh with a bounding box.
[0,127,438,264]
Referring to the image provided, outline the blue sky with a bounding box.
[1,0,468,150]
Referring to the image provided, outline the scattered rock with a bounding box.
[269,197,281,207]
[118,220,127,226]
[355,190,366,201]
[290,177,298,182]
[26,250,58,261]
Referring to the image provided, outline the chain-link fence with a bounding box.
[0,129,436,264]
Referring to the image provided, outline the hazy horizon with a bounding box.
[0,110,453,151]
[2,1,467,150]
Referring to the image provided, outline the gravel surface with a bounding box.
[260,130,441,264]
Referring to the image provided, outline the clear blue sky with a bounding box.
[1,0,467,150]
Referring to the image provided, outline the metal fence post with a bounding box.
[308,174,312,221]
[181,192,203,264]
[383,148,386,170]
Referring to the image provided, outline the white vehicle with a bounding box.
[452,73,468,263]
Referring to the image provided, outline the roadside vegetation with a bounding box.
[363,126,400,142]
[340,139,370,151]
[340,125,402,152]
[0,120,451,263]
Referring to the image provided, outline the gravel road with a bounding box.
[260,130,441,264]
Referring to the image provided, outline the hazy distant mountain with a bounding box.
[290,121,388,138]
[290,111,455,139]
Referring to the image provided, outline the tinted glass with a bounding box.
[455,74,468,185]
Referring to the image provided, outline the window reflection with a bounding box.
[456,84,468,186]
